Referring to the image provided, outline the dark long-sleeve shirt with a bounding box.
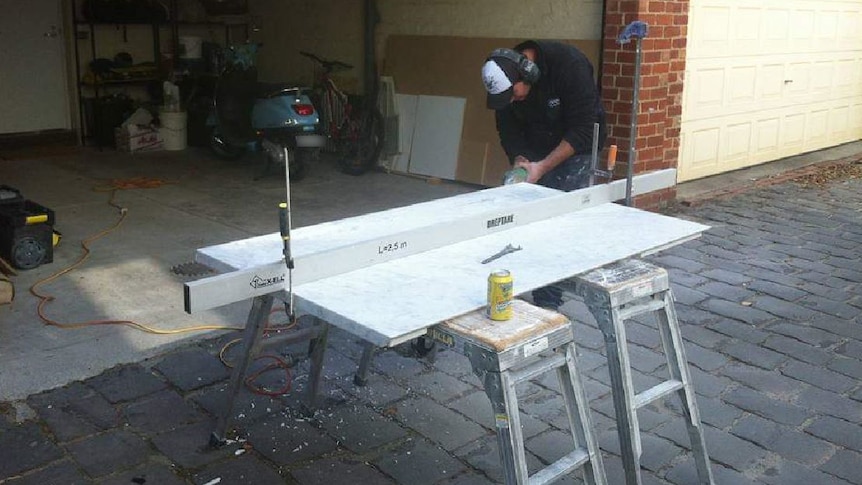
[495,40,606,164]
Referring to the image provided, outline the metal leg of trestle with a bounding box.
[354,336,438,387]
[210,294,275,447]
[304,317,330,413]
[571,259,714,485]
[433,300,607,485]
[354,341,376,386]
[211,296,331,443]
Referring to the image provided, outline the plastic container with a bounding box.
[0,196,55,269]
[160,110,188,151]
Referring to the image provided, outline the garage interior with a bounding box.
[2,0,622,396]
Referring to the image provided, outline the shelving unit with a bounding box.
[70,0,250,147]
[71,0,166,146]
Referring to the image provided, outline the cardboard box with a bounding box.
[115,125,163,152]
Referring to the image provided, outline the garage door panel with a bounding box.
[680,0,862,181]
[683,67,723,118]
[828,107,850,142]
[685,127,721,173]
[763,9,789,48]
[790,10,816,45]
[835,59,856,94]
[682,105,861,181]
[761,65,784,98]
[852,103,862,132]
[811,61,835,94]
[684,64,800,120]
[816,10,840,41]
[756,118,780,155]
[691,6,732,58]
[729,67,756,102]
[691,3,860,58]
[687,55,861,116]
[726,122,753,160]
[838,10,861,39]
[780,114,806,150]
[787,63,811,94]
[736,7,760,43]
[807,110,830,147]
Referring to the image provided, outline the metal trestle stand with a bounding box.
[567,259,714,485]
[431,300,607,485]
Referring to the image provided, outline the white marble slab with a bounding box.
[197,182,559,274]
[291,203,706,347]
[193,172,677,292]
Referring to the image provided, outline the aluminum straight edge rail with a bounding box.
[183,168,677,314]
[625,36,644,207]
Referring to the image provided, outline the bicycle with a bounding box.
[300,51,384,176]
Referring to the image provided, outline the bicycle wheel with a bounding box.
[337,108,384,176]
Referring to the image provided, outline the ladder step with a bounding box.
[634,379,684,409]
[510,352,567,385]
[529,448,590,485]
[618,298,667,320]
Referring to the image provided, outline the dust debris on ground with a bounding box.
[789,158,862,189]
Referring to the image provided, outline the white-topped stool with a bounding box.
[430,299,607,485]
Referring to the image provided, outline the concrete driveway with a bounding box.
[0,148,476,401]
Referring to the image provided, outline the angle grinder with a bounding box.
[502,167,528,185]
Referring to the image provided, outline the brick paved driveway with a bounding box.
[1,174,860,484]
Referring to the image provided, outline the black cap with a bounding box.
[482,56,520,110]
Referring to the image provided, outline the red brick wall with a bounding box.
[601,0,689,210]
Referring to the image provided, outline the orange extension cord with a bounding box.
[28,177,297,395]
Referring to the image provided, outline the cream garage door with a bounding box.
[679,0,862,182]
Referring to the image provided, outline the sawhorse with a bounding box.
[209,293,330,446]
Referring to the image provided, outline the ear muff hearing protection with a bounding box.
[488,48,540,84]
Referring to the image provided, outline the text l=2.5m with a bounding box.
[378,240,408,255]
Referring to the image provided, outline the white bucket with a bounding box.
[178,36,203,59]
[160,110,187,151]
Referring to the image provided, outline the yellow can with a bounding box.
[487,269,514,321]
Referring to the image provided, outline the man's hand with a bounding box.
[514,156,547,183]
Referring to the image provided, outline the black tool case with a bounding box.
[0,186,55,269]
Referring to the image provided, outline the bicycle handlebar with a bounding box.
[299,51,353,73]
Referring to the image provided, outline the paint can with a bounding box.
[159,110,187,151]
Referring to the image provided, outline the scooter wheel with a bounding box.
[209,130,246,160]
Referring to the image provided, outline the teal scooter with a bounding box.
[209,43,324,180]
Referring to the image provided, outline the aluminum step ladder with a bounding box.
[566,259,714,485]
[430,299,607,485]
